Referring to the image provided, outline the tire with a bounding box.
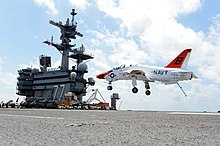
[145,90,151,95]
[132,87,138,93]
[107,86,113,90]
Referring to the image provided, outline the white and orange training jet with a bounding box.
[96,49,198,96]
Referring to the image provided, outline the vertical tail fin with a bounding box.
[165,49,192,69]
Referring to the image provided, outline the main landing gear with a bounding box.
[132,87,138,93]
[132,77,138,94]
[131,77,151,96]
[144,81,151,96]
[106,79,151,96]
[145,90,151,95]
[131,86,151,96]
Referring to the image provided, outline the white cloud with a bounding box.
[69,0,90,11]
[34,0,58,15]
[88,29,148,66]
[18,57,39,69]
[95,1,204,66]
[96,0,202,33]
[95,0,220,84]
[193,14,220,83]
[0,59,3,70]
[108,38,148,65]
[207,13,220,45]
[198,61,220,83]
[89,49,112,71]
[0,57,17,102]
[102,79,220,111]
[3,0,219,111]
[90,0,220,111]
[0,72,17,87]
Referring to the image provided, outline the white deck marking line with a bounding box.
[168,112,220,116]
[0,114,65,120]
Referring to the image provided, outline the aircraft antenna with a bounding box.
[177,83,187,97]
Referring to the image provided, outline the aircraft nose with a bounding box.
[96,71,110,79]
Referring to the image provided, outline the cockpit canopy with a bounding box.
[113,64,126,70]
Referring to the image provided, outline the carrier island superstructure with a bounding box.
[16,9,95,108]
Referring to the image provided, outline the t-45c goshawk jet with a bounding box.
[96,49,198,96]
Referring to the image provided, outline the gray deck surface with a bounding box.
[0,109,219,146]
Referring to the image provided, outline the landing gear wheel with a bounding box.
[132,87,138,93]
[107,86,113,90]
[145,90,151,95]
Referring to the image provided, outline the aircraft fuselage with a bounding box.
[104,65,193,85]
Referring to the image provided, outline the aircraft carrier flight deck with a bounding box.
[0,109,219,146]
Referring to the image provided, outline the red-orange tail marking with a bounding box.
[165,49,191,68]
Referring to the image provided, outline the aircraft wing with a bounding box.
[123,69,152,81]
[163,81,178,85]
[129,69,145,75]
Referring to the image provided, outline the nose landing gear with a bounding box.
[131,77,138,94]
[107,81,113,90]
[107,86,113,90]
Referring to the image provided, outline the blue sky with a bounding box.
[0,0,220,112]
[178,0,220,32]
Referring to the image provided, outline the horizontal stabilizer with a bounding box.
[192,73,198,79]
[154,80,177,85]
